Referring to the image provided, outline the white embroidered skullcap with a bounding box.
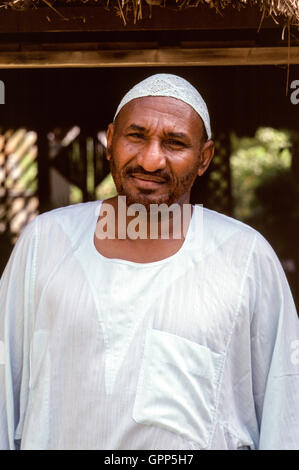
[113,73,211,140]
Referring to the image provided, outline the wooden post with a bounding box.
[36,126,51,213]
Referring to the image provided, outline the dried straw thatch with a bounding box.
[0,0,298,26]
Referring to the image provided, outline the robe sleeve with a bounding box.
[250,233,299,450]
[0,217,38,450]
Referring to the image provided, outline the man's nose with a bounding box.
[136,139,166,173]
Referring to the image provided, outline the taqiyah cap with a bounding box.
[113,73,211,140]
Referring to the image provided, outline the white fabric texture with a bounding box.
[113,74,212,140]
[0,200,299,450]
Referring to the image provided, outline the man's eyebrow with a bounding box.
[165,132,189,140]
[126,124,147,133]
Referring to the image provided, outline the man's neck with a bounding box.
[101,195,192,241]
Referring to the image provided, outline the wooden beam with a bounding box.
[0,5,281,33]
[0,47,298,68]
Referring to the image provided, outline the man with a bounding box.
[0,74,298,450]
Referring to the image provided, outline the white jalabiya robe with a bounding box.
[0,200,298,450]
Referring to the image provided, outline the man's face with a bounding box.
[106,96,214,208]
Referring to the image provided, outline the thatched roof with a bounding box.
[1,0,298,25]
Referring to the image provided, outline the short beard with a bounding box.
[108,149,201,210]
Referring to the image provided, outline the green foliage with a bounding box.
[231,127,299,261]
[230,127,292,221]
[96,172,117,200]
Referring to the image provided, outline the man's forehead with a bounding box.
[117,96,203,129]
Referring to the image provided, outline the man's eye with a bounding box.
[128,133,144,139]
[167,140,186,147]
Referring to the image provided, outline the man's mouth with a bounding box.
[131,173,166,182]
[129,173,167,188]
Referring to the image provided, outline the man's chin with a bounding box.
[121,191,175,210]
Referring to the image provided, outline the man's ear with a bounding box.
[197,140,215,176]
[106,123,114,161]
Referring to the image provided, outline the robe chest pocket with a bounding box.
[133,329,224,448]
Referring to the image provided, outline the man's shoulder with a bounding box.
[35,200,101,238]
[200,206,277,261]
[37,200,100,223]
[201,207,257,240]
